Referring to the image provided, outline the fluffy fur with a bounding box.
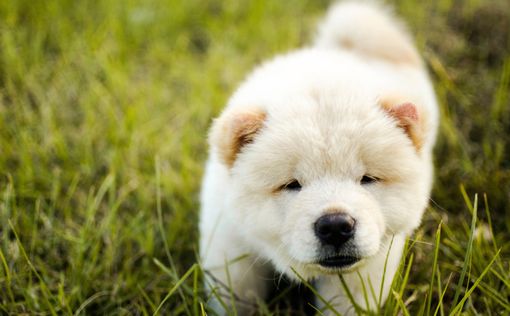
[200,1,438,314]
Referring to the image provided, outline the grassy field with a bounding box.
[0,0,509,314]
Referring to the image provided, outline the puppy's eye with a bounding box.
[282,179,302,191]
[360,175,379,185]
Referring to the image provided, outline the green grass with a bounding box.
[0,0,509,314]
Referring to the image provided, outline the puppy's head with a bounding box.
[209,94,430,279]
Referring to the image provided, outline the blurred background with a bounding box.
[0,0,509,314]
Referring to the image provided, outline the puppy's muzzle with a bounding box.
[314,212,359,269]
[314,213,356,248]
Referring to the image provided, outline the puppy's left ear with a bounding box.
[381,101,425,151]
[209,107,266,167]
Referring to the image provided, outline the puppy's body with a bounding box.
[200,2,438,314]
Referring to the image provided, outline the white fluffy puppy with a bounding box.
[200,1,438,314]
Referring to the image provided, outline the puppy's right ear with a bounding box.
[209,107,266,167]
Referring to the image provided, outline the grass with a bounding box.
[0,0,509,314]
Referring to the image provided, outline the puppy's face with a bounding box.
[210,95,429,279]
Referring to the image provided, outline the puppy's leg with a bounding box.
[201,224,270,315]
[316,234,405,315]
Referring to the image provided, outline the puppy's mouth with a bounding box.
[317,255,360,269]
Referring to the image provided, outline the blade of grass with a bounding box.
[391,290,410,316]
[339,274,364,315]
[451,194,477,309]
[308,302,327,315]
[425,222,442,316]
[8,219,57,316]
[200,302,207,316]
[137,284,157,311]
[73,291,110,316]
[224,257,238,316]
[483,194,505,273]
[356,271,371,312]
[0,246,14,303]
[459,185,473,214]
[193,264,199,316]
[392,253,414,316]
[291,267,341,316]
[155,156,172,264]
[378,235,395,310]
[450,249,501,315]
[477,281,510,312]
[433,272,453,316]
[490,57,510,119]
[153,263,198,315]
[154,157,192,314]
[398,253,414,299]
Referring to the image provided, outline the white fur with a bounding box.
[200,1,438,314]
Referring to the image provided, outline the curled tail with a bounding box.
[314,1,422,66]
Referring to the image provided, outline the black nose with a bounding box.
[314,213,356,248]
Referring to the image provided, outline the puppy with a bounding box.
[200,1,438,314]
